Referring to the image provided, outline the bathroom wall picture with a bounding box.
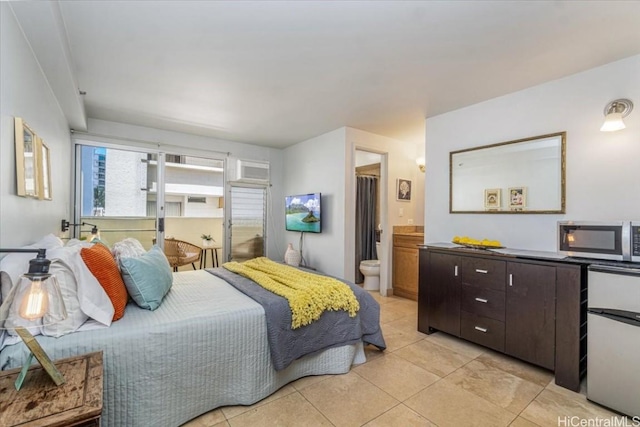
[397,178,412,201]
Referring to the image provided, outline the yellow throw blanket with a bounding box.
[223,257,360,329]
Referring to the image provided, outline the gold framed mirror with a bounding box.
[38,137,52,200]
[450,132,566,214]
[14,117,40,198]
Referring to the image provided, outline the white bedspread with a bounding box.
[0,270,364,427]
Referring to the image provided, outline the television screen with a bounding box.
[285,193,322,233]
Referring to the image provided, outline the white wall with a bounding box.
[425,55,640,251]
[283,128,347,278]
[0,3,72,247]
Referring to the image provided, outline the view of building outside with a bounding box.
[77,146,268,261]
[80,147,224,218]
[81,146,106,216]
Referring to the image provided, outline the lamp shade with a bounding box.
[600,112,626,132]
[0,274,67,330]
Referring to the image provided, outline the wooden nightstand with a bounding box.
[0,351,103,427]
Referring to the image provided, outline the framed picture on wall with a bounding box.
[508,186,527,210]
[396,179,412,201]
[14,117,40,198]
[484,188,501,210]
[38,138,52,200]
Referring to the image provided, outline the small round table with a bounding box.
[200,244,221,269]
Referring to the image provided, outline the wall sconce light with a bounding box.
[600,98,633,132]
[416,157,426,173]
[61,219,99,237]
[0,248,67,390]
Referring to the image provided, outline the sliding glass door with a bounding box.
[75,143,225,267]
[76,144,157,247]
[152,152,225,266]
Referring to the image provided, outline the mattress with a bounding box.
[0,270,365,427]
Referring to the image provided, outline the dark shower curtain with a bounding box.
[355,175,378,283]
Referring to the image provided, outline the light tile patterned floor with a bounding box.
[183,294,619,427]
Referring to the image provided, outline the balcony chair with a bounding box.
[163,238,202,272]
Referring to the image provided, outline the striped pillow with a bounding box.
[81,243,128,321]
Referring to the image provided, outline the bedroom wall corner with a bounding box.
[0,3,72,247]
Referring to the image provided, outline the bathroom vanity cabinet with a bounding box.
[418,246,587,392]
[392,233,423,300]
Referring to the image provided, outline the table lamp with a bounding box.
[0,248,67,390]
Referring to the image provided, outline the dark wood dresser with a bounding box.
[418,246,588,392]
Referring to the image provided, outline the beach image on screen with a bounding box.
[285,193,321,233]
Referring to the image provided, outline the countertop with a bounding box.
[393,225,424,237]
[421,242,579,263]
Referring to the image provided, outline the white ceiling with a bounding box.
[16,1,640,148]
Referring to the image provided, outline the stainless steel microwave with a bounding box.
[632,221,640,262]
[558,221,631,261]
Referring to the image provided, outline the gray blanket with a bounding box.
[208,268,386,370]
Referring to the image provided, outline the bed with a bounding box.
[0,268,384,427]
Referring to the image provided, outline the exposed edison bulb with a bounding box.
[19,279,49,320]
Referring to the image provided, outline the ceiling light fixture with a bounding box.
[600,98,633,132]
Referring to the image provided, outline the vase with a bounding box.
[203,239,213,247]
[284,243,301,267]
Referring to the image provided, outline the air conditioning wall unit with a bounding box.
[229,158,270,183]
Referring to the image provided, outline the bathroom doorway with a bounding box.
[355,150,382,286]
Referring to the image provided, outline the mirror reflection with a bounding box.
[450,132,565,213]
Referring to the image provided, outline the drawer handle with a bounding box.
[474,326,488,333]
[475,269,488,274]
[454,265,459,277]
[475,297,488,303]
[509,273,513,287]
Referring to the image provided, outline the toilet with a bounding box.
[359,242,382,291]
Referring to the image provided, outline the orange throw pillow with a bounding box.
[81,243,128,321]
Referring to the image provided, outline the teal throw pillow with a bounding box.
[119,245,173,310]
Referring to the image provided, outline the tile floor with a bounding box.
[183,294,620,427]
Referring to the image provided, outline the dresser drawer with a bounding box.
[461,258,506,291]
[461,285,505,321]
[461,311,505,352]
[393,234,423,249]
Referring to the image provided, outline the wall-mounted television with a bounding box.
[285,193,322,233]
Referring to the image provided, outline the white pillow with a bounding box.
[111,238,146,268]
[45,244,114,333]
[41,259,88,337]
